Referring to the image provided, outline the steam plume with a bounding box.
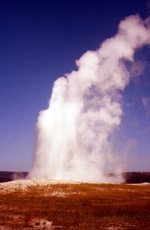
[29,15,150,183]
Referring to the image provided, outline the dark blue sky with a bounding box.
[0,0,150,172]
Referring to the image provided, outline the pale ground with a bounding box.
[0,179,82,198]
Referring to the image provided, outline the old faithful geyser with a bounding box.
[29,15,150,183]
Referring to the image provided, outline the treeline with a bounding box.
[0,171,28,183]
[123,172,150,184]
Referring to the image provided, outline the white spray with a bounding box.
[29,15,150,183]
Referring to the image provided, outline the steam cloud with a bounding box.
[29,15,150,183]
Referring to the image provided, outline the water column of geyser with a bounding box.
[29,15,150,183]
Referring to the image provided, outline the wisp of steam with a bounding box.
[29,15,150,183]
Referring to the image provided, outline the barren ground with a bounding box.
[0,179,150,229]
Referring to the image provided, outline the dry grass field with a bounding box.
[0,180,150,229]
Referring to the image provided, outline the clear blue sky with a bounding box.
[0,0,150,172]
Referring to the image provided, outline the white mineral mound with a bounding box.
[0,179,80,193]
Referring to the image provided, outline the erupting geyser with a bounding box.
[29,15,150,183]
